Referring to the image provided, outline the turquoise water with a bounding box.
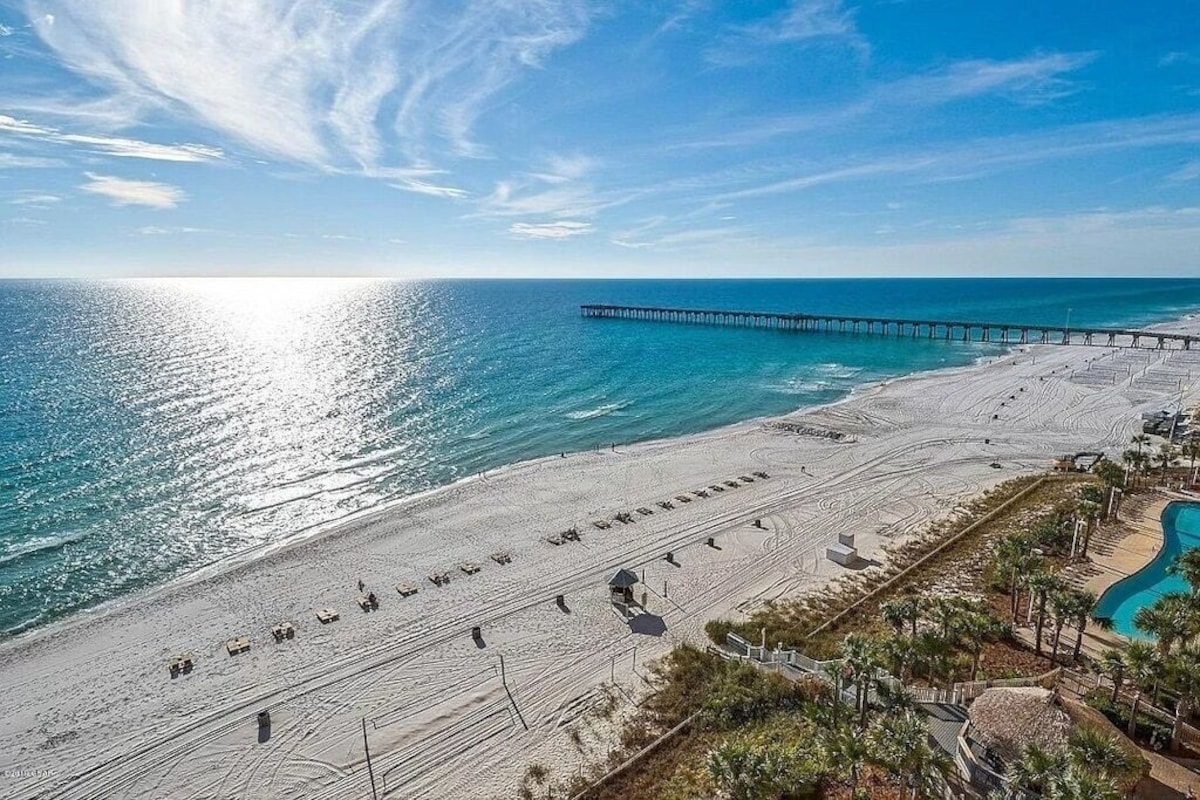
[4,278,1200,636]
[1094,502,1200,640]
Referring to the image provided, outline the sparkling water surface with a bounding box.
[3,277,1200,635]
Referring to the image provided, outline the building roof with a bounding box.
[967,687,1070,765]
[608,568,639,589]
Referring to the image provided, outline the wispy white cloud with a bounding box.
[391,177,469,199]
[0,151,63,168]
[509,220,592,239]
[1160,51,1199,67]
[0,114,223,162]
[80,172,185,208]
[23,0,590,177]
[675,52,1097,150]
[8,192,62,205]
[1168,161,1200,182]
[707,0,867,65]
[138,225,209,235]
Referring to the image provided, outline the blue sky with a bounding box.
[0,0,1198,277]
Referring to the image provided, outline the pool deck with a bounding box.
[1072,491,1169,656]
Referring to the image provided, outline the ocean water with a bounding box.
[3,277,1200,636]
[1093,501,1200,640]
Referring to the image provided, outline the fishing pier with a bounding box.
[580,304,1196,350]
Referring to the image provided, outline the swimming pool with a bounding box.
[1093,501,1200,640]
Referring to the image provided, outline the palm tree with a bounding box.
[841,633,881,728]
[1070,590,1100,662]
[1155,443,1179,485]
[925,596,965,643]
[1169,549,1200,597]
[1008,742,1067,797]
[996,533,1034,622]
[1049,589,1075,660]
[868,709,951,799]
[1166,648,1200,754]
[959,611,1001,680]
[882,633,919,683]
[1028,572,1065,656]
[705,740,786,800]
[1099,649,1126,704]
[1133,592,1194,656]
[1067,727,1132,779]
[1123,641,1162,738]
[917,630,952,690]
[881,596,920,637]
[1075,497,1101,558]
[1182,438,1200,485]
[824,721,872,797]
[1132,433,1150,455]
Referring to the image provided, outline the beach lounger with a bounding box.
[316,608,340,624]
[592,520,611,530]
[675,494,692,503]
[692,490,708,498]
[614,512,634,524]
[723,480,739,488]
[561,527,580,541]
[396,582,420,597]
[357,594,373,611]
[738,475,755,483]
[753,471,769,479]
[490,551,512,565]
[708,484,724,493]
[226,636,251,656]
[459,562,482,576]
[271,622,295,642]
[636,507,654,516]
[546,533,565,546]
[428,572,451,587]
[657,500,674,510]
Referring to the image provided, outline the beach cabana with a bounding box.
[609,568,639,604]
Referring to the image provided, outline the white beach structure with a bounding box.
[826,532,858,566]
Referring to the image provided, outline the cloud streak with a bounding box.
[0,114,223,162]
[80,172,185,208]
[23,0,590,174]
[509,220,592,239]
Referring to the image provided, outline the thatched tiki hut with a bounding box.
[608,568,639,604]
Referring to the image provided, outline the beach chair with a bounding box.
[709,484,724,493]
[396,582,420,597]
[753,471,769,479]
[675,494,692,503]
[614,512,634,524]
[490,551,512,565]
[562,527,580,541]
[428,572,451,587]
[657,500,674,510]
[723,480,739,488]
[738,475,755,483]
[459,562,481,576]
[271,622,295,642]
[692,489,708,498]
[226,636,251,656]
[316,608,340,624]
[636,507,654,516]
[169,654,193,676]
[357,594,373,612]
[593,520,611,530]
[546,533,565,546]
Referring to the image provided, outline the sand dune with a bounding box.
[2,334,1198,799]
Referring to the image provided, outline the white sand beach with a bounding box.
[3,332,1200,800]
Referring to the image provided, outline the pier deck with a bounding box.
[580,304,1195,350]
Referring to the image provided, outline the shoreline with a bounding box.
[0,337,1019,648]
[5,301,1193,644]
[4,314,1200,799]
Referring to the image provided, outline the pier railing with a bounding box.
[581,304,1196,350]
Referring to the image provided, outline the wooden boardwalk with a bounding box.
[581,304,1197,350]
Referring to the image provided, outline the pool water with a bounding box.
[1093,502,1200,640]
